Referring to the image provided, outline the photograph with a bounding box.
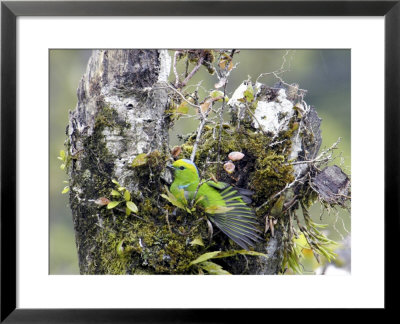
[50,49,351,275]
[2,0,395,319]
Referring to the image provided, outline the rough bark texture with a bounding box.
[66,50,348,275]
[67,50,170,274]
[313,165,350,205]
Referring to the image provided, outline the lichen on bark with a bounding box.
[66,50,172,274]
[65,49,350,275]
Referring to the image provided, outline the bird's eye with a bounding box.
[179,166,185,170]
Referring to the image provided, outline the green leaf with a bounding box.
[190,237,204,247]
[212,250,268,259]
[287,256,303,274]
[111,189,121,196]
[112,179,121,186]
[314,223,329,229]
[293,234,310,253]
[131,153,148,167]
[251,100,259,110]
[244,84,254,103]
[124,190,131,202]
[270,195,285,217]
[199,261,231,275]
[176,102,189,115]
[161,193,187,211]
[107,201,121,209]
[60,163,66,170]
[161,186,190,213]
[318,245,337,262]
[210,90,224,98]
[116,240,124,256]
[210,90,229,103]
[190,250,268,266]
[210,90,223,98]
[126,207,131,216]
[126,201,138,213]
[237,250,268,257]
[61,186,69,194]
[59,150,66,160]
[189,251,221,265]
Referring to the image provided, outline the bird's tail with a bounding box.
[236,188,254,204]
[208,186,261,250]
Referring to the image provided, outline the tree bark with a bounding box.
[66,49,348,275]
[67,50,171,274]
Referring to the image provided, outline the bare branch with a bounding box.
[181,53,205,88]
[173,51,181,88]
[164,82,201,109]
[190,114,208,162]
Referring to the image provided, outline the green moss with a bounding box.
[166,103,331,274]
[181,144,194,159]
[94,105,130,132]
[76,135,207,274]
[70,89,335,275]
[180,123,296,210]
[86,210,209,274]
[251,153,294,205]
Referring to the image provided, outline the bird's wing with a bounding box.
[206,181,254,204]
[207,185,261,250]
[205,181,230,190]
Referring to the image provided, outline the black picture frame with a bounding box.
[1,0,398,322]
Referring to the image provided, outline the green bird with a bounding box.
[169,159,261,250]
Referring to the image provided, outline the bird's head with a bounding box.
[170,159,199,182]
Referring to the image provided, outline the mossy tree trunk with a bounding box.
[67,50,171,274]
[66,49,349,275]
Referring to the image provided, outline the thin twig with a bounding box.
[287,157,331,166]
[256,174,304,212]
[184,57,189,78]
[216,80,228,177]
[190,97,223,162]
[215,50,237,176]
[255,50,291,84]
[165,82,201,109]
[269,139,287,147]
[181,53,205,88]
[165,210,172,234]
[280,50,290,70]
[190,116,207,161]
[173,51,181,88]
[245,103,267,135]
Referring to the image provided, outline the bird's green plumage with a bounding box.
[170,159,261,250]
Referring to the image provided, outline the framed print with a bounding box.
[1,0,398,321]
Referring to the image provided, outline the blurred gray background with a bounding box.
[50,49,351,274]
